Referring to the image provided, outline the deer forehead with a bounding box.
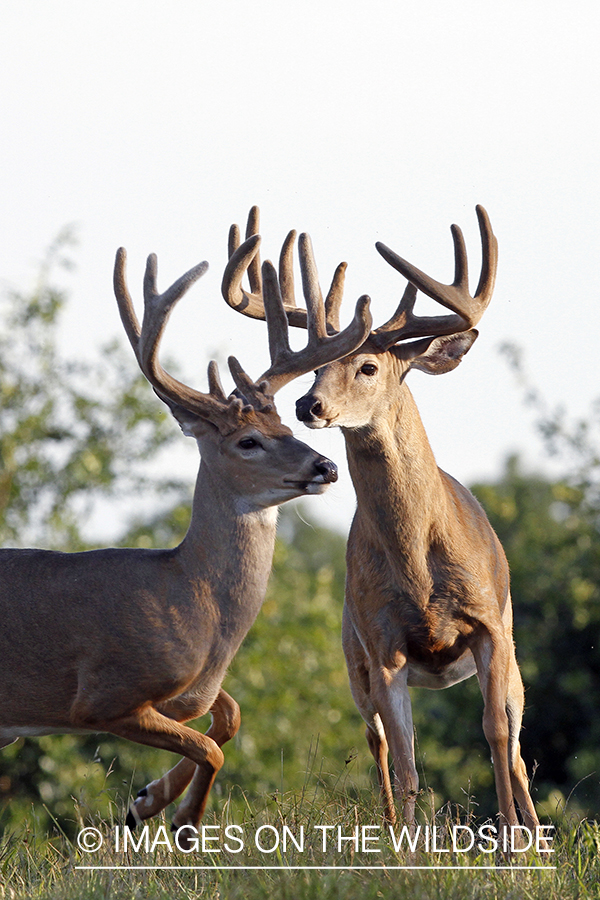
[221,414,294,442]
[314,350,400,386]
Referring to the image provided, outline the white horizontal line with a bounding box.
[75,864,557,871]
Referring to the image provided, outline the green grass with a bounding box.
[1,778,599,900]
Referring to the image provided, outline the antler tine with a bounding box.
[140,253,208,377]
[257,250,372,395]
[324,261,347,333]
[226,206,262,290]
[114,247,143,362]
[372,206,498,350]
[114,248,228,419]
[244,205,262,299]
[278,233,348,333]
[298,233,328,345]
[278,228,300,311]
[473,204,498,305]
[207,360,228,403]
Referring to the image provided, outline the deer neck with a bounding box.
[176,459,278,629]
[342,385,447,552]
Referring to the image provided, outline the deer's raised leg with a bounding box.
[125,689,240,828]
[101,706,225,830]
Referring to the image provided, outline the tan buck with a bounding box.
[225,207,543,840]
[0,220,371,839]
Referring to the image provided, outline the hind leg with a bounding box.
[505,650,548,847]
[473,628,521,841]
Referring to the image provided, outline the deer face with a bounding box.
[175,407,338,510]
[220,423,338,508]
[296,350,405,431]
[296,331,479,432]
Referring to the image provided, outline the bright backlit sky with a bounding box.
[1,1,598,534]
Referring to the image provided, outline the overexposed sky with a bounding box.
[1,0,598,533]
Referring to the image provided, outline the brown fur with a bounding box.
[296,337,543,841]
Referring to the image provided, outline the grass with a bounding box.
[1,775,599,900]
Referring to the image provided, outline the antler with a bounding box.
[223,206,364,335]
[371,205,498,350]
[114,249,263,428]
[222,208,372,393]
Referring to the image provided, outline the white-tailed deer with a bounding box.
[0,216,371,840]
[225,207,544,842]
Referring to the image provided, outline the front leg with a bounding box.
[126,689,240,829]
[97,705,225,835]
[343,609,396,824]
[369,659,418,826]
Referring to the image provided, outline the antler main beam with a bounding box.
[372,205,498,350]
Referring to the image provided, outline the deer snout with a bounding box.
[296,393,325,424]
[314,457,338,484]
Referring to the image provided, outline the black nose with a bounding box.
[296,394,323,422]
[315,458,338,484]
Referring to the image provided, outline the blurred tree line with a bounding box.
[0,238,598,837]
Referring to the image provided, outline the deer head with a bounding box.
[113,232,366,511]
[293,206,497,430]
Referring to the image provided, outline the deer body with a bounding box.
[301,340,538,836]
[343,384,510,688]
[0,213,372,837]
[0,478,280,739]
[291,209,543,839]
[0,399,336,834]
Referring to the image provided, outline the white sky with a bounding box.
[1,0,598,534]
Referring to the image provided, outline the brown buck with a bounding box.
[224,207,544,841]
[0,220,371,841]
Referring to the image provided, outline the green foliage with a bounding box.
[493,344,600,816]
[1,246,599,846]
[473,459,600,816]
[0,229,184,550]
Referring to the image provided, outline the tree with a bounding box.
[0,228,184,550]
[471,457,600,818]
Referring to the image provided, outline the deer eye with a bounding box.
[238,437,259,450]
[359,363,378,376]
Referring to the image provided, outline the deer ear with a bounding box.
[169,404,215,437]
[395,329,479,375]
